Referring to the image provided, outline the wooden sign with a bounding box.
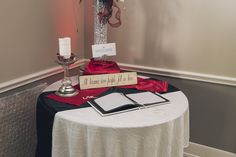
[79,72,137,90]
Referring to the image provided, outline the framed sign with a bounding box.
[79,72,137,90]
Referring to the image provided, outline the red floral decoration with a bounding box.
[80,0,121,27]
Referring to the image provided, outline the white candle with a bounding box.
[59,37,71,59]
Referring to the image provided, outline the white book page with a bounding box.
[94,93,134,111]
[126,92,166,104]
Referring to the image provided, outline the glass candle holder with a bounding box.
[55,53,79,97]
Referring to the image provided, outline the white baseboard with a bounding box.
[118,62,236,87]
[0,59,87,93]
[184,142,236,157]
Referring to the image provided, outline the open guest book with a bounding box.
[88,91,170,116]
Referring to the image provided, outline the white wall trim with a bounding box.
[1,59,235,93]
[184,142,236,157]
[0,59,87,93]
[118,62,236,87]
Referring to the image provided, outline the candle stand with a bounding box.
[55,53,79,97]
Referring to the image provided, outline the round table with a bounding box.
[44,76,189,157]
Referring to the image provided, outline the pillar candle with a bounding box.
[59,37,71,59]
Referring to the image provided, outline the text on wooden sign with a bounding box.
[79,72,137,90]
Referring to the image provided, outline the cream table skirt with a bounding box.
[45,76,189,157]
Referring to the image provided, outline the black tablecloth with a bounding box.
[36,85,179,157]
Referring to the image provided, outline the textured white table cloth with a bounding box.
[45,76,189,157]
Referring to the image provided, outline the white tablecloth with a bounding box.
[45,76,189,157]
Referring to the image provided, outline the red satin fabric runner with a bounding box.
[136,79,168,93]
[83,59,121,75]
[47,79,168,107]
[47,86,109,107]
[120,78,168,93]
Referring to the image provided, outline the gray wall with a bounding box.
[0,0,84,84]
